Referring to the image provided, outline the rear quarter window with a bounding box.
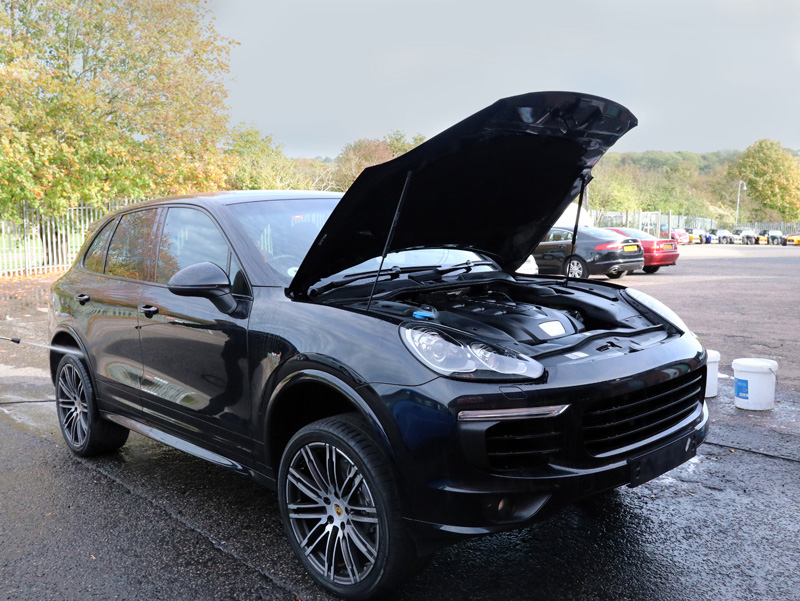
[105,209,160,281]
[83,219,115,273]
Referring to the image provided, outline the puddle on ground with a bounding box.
[0,401,59,438]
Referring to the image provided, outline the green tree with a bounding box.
[225,125,308,190]
[731,139,800,220]
[383,130,426,158]
[0,0,235,220]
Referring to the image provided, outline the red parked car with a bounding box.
[606,227,680,273]
[669,228,690,245]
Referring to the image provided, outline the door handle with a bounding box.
[138,304,159,318]
[74,294,90,305]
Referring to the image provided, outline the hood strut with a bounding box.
[564,172,592,287]
[366,170,414,312]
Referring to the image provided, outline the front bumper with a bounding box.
[376,334,707,541]
[403,401,708,540]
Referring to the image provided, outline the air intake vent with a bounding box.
[485,419,565,470]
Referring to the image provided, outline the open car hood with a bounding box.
[289,91,637,298]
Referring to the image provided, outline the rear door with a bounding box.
[73,208,161,415]
[138,206,253,463]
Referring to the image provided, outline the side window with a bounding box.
[156,208,239,288]
[105,210,160,280]
[83,219,115,273]
[546,229,571,243]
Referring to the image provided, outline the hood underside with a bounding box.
[289,91,637,297]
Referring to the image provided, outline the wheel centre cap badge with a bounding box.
[334,503,344,517]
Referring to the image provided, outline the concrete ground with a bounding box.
[1,243,799,601]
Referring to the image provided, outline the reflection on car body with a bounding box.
[48,92,708,600]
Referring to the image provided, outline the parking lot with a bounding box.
[1,243,799,601]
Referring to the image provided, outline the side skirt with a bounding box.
[103,412,254,476]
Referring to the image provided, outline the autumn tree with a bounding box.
[731,139,800,220]
[329,131,426,192]
[0,0,235,220]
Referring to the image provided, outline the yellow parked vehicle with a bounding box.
[783,232,800,246]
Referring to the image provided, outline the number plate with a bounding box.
[623,244,638,252]
[663,243,674,249]
[628,432,697,487]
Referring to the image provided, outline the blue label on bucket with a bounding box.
[735,378,749,399]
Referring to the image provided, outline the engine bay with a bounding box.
[340,277,661,357]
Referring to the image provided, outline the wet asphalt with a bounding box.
[1,244,800,601]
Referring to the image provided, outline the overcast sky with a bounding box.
[209,0,800,158]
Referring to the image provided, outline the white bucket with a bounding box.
[705,350,720,398]
[732,358,779,410]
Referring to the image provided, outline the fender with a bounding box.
[50,325,94,387]
[261,361,399,468]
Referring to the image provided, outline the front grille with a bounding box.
[485,419,565,470]
[582,369,705,456]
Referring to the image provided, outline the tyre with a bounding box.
[55,354,129,456]
[564,256,588,279]
[278,415,417,600]
[606,270,626,279]
[642,266,660,274]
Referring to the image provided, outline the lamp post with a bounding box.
[736,180,747,226]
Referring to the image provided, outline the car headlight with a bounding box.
[401,325,545,380]
[625,288,693,336]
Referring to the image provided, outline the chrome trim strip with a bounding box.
[103,413,246,473]
[458,405,569,422]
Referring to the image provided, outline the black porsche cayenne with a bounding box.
[49,92,708,600]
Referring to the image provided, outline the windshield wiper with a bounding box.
[422,259,496,278]
[310,260,498,297]
[310,265,438,296]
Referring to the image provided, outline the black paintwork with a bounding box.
[50,196,705,541]
[49,93,706,550]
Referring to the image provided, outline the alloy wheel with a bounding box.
[57,363,89,448]
[567,259,585,278]
[285,441,380,585]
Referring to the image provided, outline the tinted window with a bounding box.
[546,229,572,243]
[156,208,231,285]
[84,219,115,273]
[106,210,160,280]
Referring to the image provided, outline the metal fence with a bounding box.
[0,199,139,278]
[590,210,800,237]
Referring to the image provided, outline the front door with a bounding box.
[138,206,252,463]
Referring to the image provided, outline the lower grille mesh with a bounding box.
[582,368,705,456]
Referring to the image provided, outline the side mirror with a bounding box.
[168,262,237,315]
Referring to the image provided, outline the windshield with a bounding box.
[228,198,490,284]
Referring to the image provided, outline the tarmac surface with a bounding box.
[1,243,799,600]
